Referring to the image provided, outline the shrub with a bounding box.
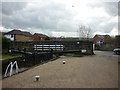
[45,36,50,40]
[1,35,10,53]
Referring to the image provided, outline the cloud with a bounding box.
[52,31,77,37]
[93,16,118,33]
[2,2,74,30]
[2,2,27,15]
[104,2,118,16]
[110,28,118,36]
[1,1,119,37]
[89,2,118,16]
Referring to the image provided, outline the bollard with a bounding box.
[9,50,11,53]
[62,61,66,64]
[35,75,40,81]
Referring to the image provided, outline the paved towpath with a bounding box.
[2,51,118,88]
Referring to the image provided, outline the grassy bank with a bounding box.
[1,53,22,59]
[64,54,84,57]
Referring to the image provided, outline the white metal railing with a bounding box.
[34,45,64,51]
[4,61,19,77]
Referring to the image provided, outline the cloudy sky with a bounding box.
[0,0,119,37]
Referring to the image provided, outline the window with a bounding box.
[11,34,14,38]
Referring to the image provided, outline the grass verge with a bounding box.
[64,54,83,57]
[1,53,22,59]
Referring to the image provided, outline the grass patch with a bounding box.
[64,54,83,57]
[1,53,22,59]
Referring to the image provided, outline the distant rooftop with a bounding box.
[95,34,110,39]
[4,29,32,37]
[34,33,48,38]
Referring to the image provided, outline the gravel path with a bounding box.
[2,53,118,88]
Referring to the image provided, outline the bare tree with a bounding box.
[78,24,92,40]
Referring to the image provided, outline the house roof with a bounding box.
[98,35,104,39]
[4,29,32,37]
[94,34,110,39]
[34,33,47,38]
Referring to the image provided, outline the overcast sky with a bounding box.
[0,0,119,37]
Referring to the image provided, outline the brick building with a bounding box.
[93,34,110,45]
[4,29,33,41]
[33,33,48,41]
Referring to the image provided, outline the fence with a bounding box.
[10,40,94,54]
[24,52,53,66]
[34,44,64,51]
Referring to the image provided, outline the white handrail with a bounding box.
[4,61,19,77]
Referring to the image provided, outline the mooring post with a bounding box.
[62,61,66,64]
[35,75,40,81]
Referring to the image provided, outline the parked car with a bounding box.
[113,48,120,55]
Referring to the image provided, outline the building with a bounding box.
[33,33,48,41]
[93,34,110,46]
[4,29,33,41]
